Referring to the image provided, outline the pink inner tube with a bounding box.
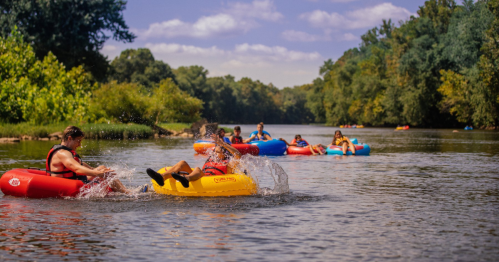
[287,146,324,155]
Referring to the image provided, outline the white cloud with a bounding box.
[136,0,282,39]
[330,0,357,2]
[102,45,117,51]
[143,42,322,63]
[281,30,329,42]
[145,43,225,56]
[234,43,322,61]
[225,0,283,21]
[300,3,413,29]
[221,59,272,69]
[138,14,250,39]
[341,33,357,41]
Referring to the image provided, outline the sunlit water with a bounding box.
[0,125,498,261]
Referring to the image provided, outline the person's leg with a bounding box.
[172,167,205,188]
[109,178,130,194]
[308,145,317,155]
[160,160,193,180]
[313,144,324,155]
[184,167,205,181]
[348,141,356,155]
[342,143,348,155]
[147,160,194,186]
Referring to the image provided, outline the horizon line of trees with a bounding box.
[1,0,498,128]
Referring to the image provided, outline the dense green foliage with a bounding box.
[88,80,203,125]
[109,48,176,89]
[173,66,313,124]
[0,0,135,81]
[305,0,498,128]
[0,31,96,124]
[1,31,203,128]
[1,0,497,130]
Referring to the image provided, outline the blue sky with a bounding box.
[101,0,429,88]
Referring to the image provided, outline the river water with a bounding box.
[0,125,498,261]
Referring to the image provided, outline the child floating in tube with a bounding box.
[279,134,325,155]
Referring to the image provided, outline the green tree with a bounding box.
[109,48,176,89]
[476,0,499,127]
[147,79,203,124]
[0,29,95,124]
[0,0,135,81]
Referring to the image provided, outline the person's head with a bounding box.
[214,145,229,160]
[62,126,84,150]
[257,122,264,132]
[216,128,226,138]
[294,134,302,141]
[234,126,241,136]
[334,130,343,138]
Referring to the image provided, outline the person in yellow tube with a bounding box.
[146,134,242,188]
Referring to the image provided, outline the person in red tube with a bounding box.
[280,134,325,155]
[46,125,136,193]
[146,134,242,188]
[229,126,253,144]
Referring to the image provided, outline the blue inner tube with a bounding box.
[249,139,286,155]
[249,130,271,138]
[326,143,370,155]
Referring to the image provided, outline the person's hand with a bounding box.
[96,167,115,178]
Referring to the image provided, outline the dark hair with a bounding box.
[294,134,301,140]
[234,126,241,131]
[216,128,226,137]
[63,126,84,141]
[258,122,264,128]
[332,130,343,144]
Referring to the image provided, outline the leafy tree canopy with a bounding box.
[109,48,176,89]
[0,0,135,81]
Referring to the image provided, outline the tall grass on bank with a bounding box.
[0,122,69,138]
[82,124,153,139]
[0,123,153,140]
[158,123,191,132]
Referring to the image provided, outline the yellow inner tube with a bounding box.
[151,167,258,197]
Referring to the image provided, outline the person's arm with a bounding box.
[279,138,297,146]
[211,134,242,160]
[244,134,256,143]
[57,151,114,178]
[242,137,251,143]
[230,136,235,144]
[264,134,272,140]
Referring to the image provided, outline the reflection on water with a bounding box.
[0,126,498,261]
[0,201,117,260]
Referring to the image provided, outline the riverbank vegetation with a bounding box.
[0,0,497,130]
[0,122,154,140]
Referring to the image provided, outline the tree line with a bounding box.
[306,0,498,128]
[1,0,497,128]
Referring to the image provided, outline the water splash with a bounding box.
[234,155,289,195]
[75,163,146,199]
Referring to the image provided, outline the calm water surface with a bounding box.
[0,125,498,261]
